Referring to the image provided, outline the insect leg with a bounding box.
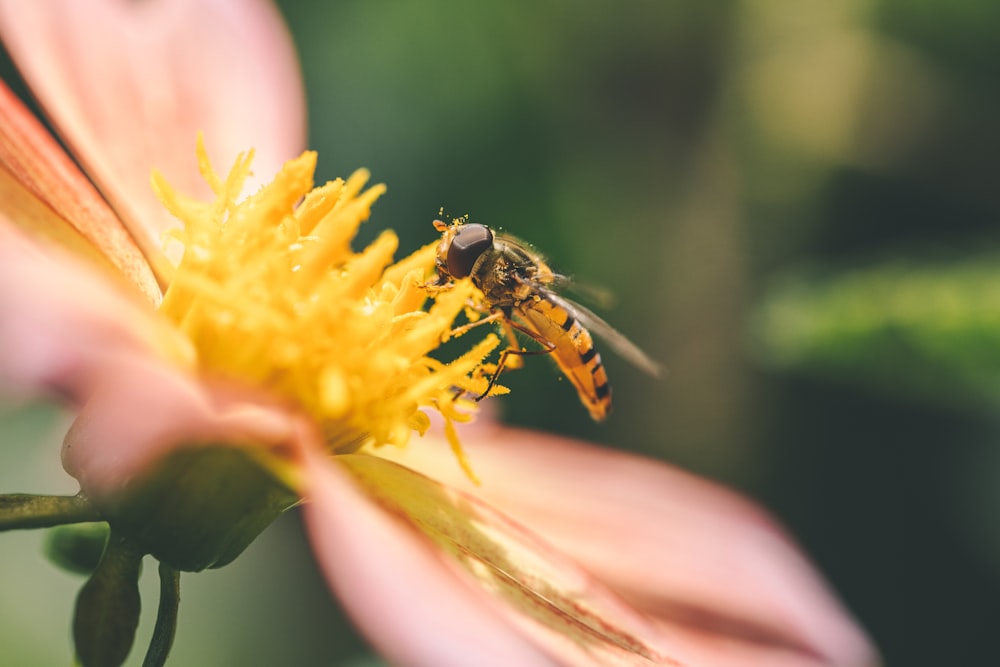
[477,319,557,401]
[447,309,504,338]
[499,319,525,370]
[445,310,506,403]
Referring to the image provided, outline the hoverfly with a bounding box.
[431,219,660,421]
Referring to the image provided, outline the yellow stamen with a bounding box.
[151,138,499,476]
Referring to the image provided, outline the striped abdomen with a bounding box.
[515,294,611,421]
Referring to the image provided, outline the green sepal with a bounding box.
[103,446,298,572]
[73,531,143,667]
[45,522,110,575]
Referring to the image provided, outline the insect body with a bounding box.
[432,219,659,421]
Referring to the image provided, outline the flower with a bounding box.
[0,1,879,666]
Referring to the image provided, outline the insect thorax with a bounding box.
[472,242,541,308]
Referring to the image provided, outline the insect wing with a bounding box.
[545,291,662,378]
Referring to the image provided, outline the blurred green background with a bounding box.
[4,0,1000,664]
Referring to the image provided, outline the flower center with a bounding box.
[151,138,497,468]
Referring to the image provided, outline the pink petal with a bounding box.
[0,77,160,303]
[0,223,182,403]
[0,0,306,273]
[62,354,296,501]
[300,448,573,667]
[376,420,879,667]
[326,453,689,666]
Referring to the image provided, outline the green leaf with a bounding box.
[45,522,110,575]
[752,259,1000,407]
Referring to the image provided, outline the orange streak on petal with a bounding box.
[0,0,306,273]
[644,618,851,667]
[0,78,160,303]
[300,447,562,667]
[330,453,681,666]
[378,422,879,667]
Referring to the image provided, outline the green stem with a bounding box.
[142,562,181,667]
[0,493,101,530]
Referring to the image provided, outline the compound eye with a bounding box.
[446,224,493,279]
